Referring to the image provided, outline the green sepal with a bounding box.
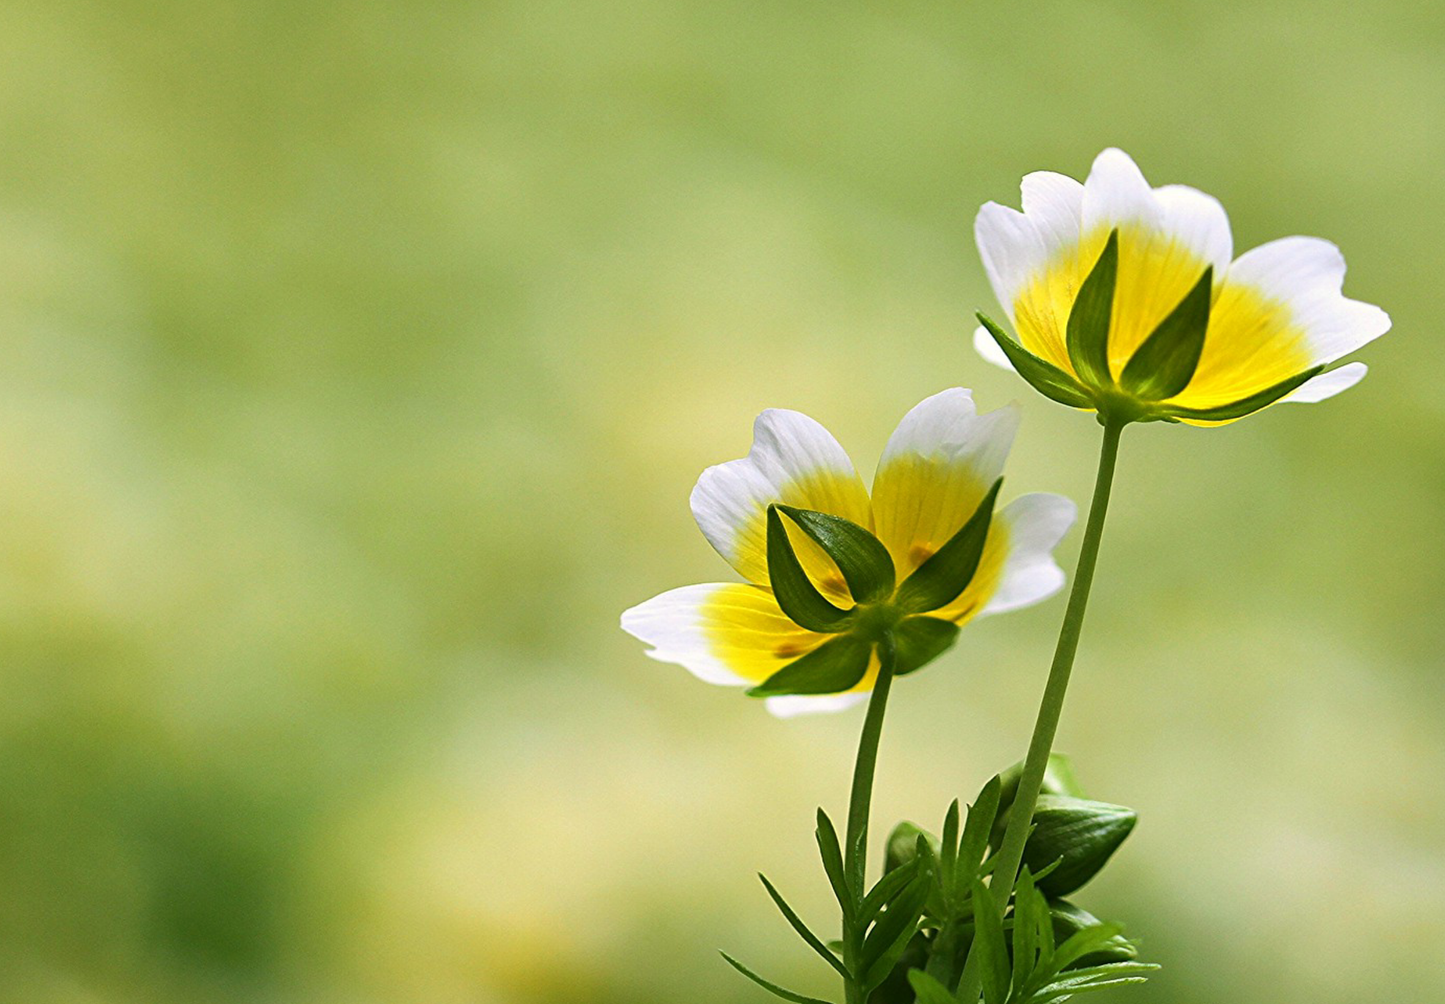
[1157,365,1324,422]
[766,505,854,632]
[747,634,871,697]
[1119,265,1213,401]
[757,874,850,979]
[775,505,895,603]
[894,479,1002,614]
[719,952,831,1004]
[1020,794,1137,897]
[1065,229,1119,389]
[892,616,961,676]
[815,808,852,920]
[976,313,1094,409]
[1049,900,1138,968]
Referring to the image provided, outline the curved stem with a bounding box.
[957,418,1125,1000]
[842,634,897,1004]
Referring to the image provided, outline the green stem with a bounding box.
[957,418,1125,1001]
[842,634,897,1004]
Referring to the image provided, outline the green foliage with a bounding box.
[1065,230,1120,390]
[1119,266,1213,400]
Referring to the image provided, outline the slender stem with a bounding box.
[956,418,1125,1001]
[842,634,897,1004]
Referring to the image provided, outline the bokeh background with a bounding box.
[1,1,1442,1002]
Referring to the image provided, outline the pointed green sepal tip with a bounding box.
[1119,264,1213,401]
[893,478,1003,614]
[1019,794,1138,897]
[765,504,854,632]
[1157,365,1324,423]
[773,504,895,603]
[883,820,940,875]
[746,633,872,698]
[976,312,1094,409]
[1066,229,1120,390]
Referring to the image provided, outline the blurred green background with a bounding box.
[0,0,1441,1001]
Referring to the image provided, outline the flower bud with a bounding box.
[883,821,940,875]
[1021,795,1137,897]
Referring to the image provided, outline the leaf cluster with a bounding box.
[722,757,1158,1004]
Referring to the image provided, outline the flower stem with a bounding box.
[956,417,1125,1001]
[842,634,897,1004]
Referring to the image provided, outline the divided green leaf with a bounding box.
[815,808,852,919]
[758,874,849,979]
[720,952,832,1004]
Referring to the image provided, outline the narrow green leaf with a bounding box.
[892,617,961,676]
[906,970,957,1004]
[1119,265,1212,400]
[776,505,895,603]
[1051,921,1128,973]
[859,858,918,928]
[954,776,1002,904]
[1065,230,1119,389]
[1049,901,1136,967]
[940,799,961,896]
[719,953,833,1004]
[766,505,853,632]
[861,873,932,993]
[748,634,871,698]
[815,808,852,920]
[1158,365,1323,422]
[976,313,1094,409]
[758,874,851,979]
[1011,869,1042,992]
[894,479,1002,615]
[968,879,1010,1004]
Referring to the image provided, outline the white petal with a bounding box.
[765,692,870,718]
[1154,183,1233,276]
[1284,362,1368,404]
[974,171,1084,326]
[1224,237,1391,366]
[620,584,750,686]
[979,493,1077,617]
[877,389,1020,485]
[975,201,1044,325]
[1082,148,1163,236]
[973,324,1017,372]
[690,409,871,585]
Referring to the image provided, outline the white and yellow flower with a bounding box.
[973,148,1390,425]
[621,389,1075,716]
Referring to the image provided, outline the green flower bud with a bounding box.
[1021,795,1137,897]
[883,821,941,875]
